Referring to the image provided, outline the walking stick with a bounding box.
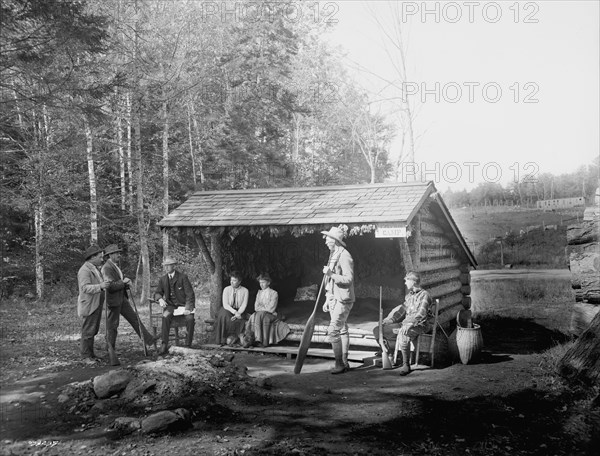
[105,290,120,366]
[294,250,335,374]
[128,289,148,356]
[379,286,393,370]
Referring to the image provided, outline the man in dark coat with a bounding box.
[77,244,110,364]
[101,244,156,353]
[154,257,196,354]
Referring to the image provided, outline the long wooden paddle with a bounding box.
[294,249,335,374]
[293,273,327,374]
[105,290,120,366]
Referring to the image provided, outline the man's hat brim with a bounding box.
[103,244,122,256]
[84,245,103,261]
[320,230,346,247]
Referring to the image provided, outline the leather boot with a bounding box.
[331,340,347,374]
[341,333,350,370]
[399,348,412,376]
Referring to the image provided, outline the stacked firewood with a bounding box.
[560,206,600,385]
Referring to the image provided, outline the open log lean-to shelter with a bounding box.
[158,182,477,352]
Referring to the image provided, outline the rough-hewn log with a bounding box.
[421,233,454,247]
[427,279,462,299]
[567,220,599,245]
[462,296,472,309]
[420,268,461,287]
[420,218,447,235]
[560,309,600,385]
[437,291,466,326]
[421,246,458,260]
[437,291,463,313]
[460,272,471,285]
[417,257,461,272]
[399,237,414,271]
[570,302,600,335]
[461,285,471,295]
[569,242,600,303]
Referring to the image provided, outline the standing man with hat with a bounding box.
[101,244,156,353]
[154,257,196,355]
[77,244,111,364]
[321,226,355,374]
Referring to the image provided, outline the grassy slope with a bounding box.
[449,206,585,268]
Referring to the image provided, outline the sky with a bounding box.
[323,0,600,190]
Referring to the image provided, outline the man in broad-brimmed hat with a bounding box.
[77,244,111,364]
[321,226,355,374]
[154,257,196,355]
[101,244,157,354]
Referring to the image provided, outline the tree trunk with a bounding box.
[209,229,223,318]
[34,199,44,299]
[162,97,169,258]
[126,91,134,214]
[116,95,126,211]
[559,310,600,385]
[134,100,150,303]
[186,101,197,189]
[83,115,98,244]
[195,229,222,318]
[190,104,205,189]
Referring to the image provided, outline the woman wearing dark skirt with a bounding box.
[213,271,249,345]
[244,273,290,348]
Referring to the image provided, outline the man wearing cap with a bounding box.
[154,258,195,354]
[379,271,433,376]
[101,244,156,352]
[77,244,111,363]
[321,226,355,374]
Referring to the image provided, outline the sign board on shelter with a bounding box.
[375,224,408,238]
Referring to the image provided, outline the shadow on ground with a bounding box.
[477,316,570,355]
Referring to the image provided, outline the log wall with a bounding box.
[412,205,474,333]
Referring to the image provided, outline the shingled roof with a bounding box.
[159,181,476,266]
[158,182,434,228]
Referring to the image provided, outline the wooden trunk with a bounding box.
[560,310,600,385]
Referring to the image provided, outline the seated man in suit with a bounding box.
[154,257,196,355]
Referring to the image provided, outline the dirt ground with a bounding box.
[1,315,597,456]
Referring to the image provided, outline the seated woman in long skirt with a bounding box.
[213,271,249,345]
[243,273,290,348]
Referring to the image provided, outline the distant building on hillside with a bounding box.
[536,197,585,210]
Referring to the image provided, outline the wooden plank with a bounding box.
[200,344,375,362]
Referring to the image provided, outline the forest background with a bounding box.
[1,0,598,304]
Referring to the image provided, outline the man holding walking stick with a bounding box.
[101,244,157,356]
[321,226,355,375]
